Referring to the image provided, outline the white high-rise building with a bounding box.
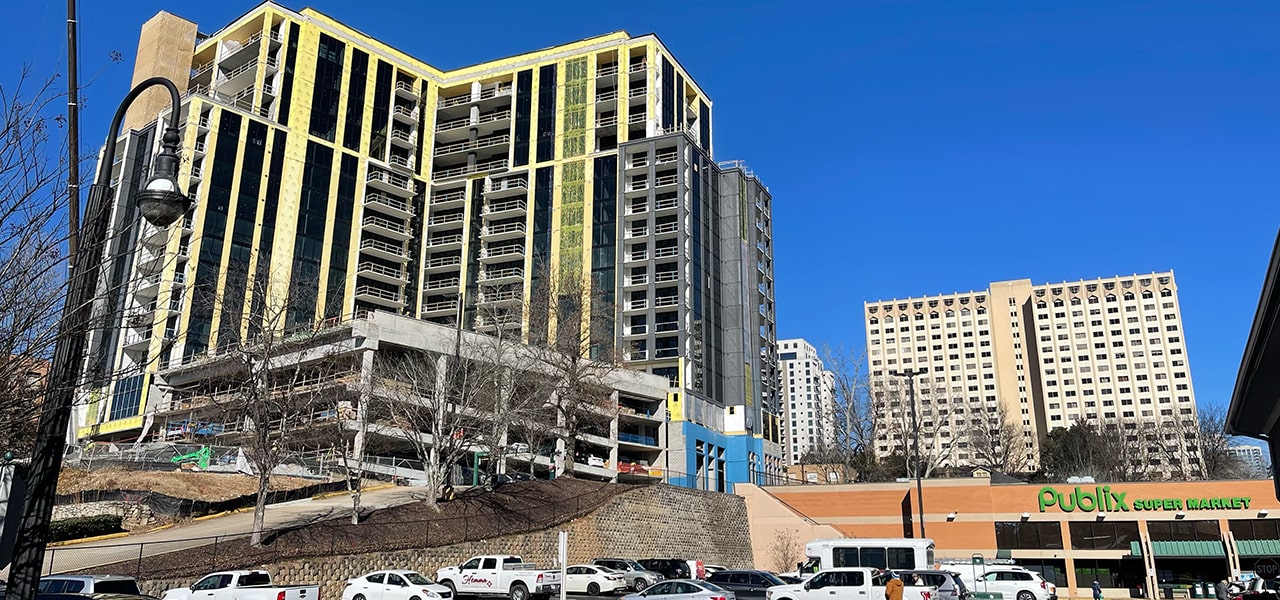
[865,272,1201,476]
[779,339,836,464]
[1228,445,1269,478]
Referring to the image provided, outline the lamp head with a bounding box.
[136,127,189,227]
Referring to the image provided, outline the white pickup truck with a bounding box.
[163,570,320,600]
[767,568,939,600]
[436,555,562,600]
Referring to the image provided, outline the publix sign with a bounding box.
[1037,486,1253,513]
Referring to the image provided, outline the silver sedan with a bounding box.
[622,580,735,600]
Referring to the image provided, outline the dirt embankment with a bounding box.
[58,468,322,501]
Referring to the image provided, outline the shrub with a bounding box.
[48,514,124,542]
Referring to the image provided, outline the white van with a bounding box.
[795,539,937,579]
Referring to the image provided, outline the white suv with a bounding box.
[967,568,1056,600]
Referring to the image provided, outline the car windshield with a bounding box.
[405,573,436,586]
[761,574,787,586]
[625,561,646,571]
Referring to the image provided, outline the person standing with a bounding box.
[1092,581,1102,600]
[886,573,904,600]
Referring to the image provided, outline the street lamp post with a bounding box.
[5,77,190,600]
[889,367,929,539]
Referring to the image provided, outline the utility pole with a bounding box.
[65,0,81,260]
[890,367,928,539]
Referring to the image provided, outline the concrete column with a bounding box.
[352,349,375,461]
[1061,520,1078,599]
[1138,521,1159,600]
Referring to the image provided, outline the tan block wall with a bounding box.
[125,11,197,131]
[140,485,753,599]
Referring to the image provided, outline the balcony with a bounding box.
[628,60,648,74]
[432,158,508,181]
[626,250,648,262]
[392,104,418,124]
[437,84,512,110]
[192,140,208,158]
[653,221,679,236]
[596,115,618,128]
[624,324,647,336]
[595,89,618,103]
[654,174,678,188]
[478,289,523,305]
[653,247,679,259]
[357,261,408,284]
[476,314,522,331]
[364,191,415,219]
[420,298,460,317]
[354,285,405,308]
[627,112,646,125]
[359,238,408,262]
[479,267,524,283]
[481,221,526,241]
[625,299,648,311]
[625,274,648,287]
[654,196,679,212]
[217,56,277,94]
[388,153,414,172]
[366,169,415,197]
[430,189,466,207]
[425,277,461,292]
[433,134,509,158]
[655,151,678,164]
[654,296,680,308]
[361,214,411,240]
[188,165,204,182]
[395,80,419,99]
[626,202,649,216]
[625,179,649,193]
[122,331,152,352]
[626,226,648,239]
[483,198,527,219]
[485,177,528,199]
[427,233,464,249]
[596,64,619,78]
[625,350,648,361]
[628,86,647,99]
[654,270,680,283]
[424,255,462,272]
[428,212,464,227]
[389,128,416,149]
[479,244,524,262]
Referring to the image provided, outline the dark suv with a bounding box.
[707,571,788,598]
[640,559,695,580]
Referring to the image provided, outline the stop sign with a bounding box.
[1256,559,1280,580]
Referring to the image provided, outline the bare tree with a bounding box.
[524,273,620,477]
[174,274,359,545]
[768,528,804,573]
[0,71,71,460]
[963,403,1033,474]
[1197,404,1247,480]
[875,379,960,478]
[372,335,503,509]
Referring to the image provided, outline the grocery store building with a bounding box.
[746,477,1280,599]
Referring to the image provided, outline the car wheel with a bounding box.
[1018,592,1035,600]
[443,582,457,598]
[511,583,530,600]
[354,595,366,600]
[587,583,601,596]
[633,579,649,592]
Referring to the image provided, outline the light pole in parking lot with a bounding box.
[889,368,929,539]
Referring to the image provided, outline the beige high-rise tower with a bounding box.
[864,271,1201,477]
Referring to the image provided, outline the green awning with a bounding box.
[1237,539,1280,557]
[1130,541,1226,558]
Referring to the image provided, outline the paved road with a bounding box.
[3,485,433,577]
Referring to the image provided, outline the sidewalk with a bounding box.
[3,485,432,577]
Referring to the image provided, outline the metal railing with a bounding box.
[596,64,619,77]
[359,238,406,257]
[367,169,414,193]
[434,134,509,156]
[362,214,408,235]
[395,80,417,96]
[426,256,462,269]
[480,244,524,259]
[479,267,524,281]
[429,212,464,226]
[428,234,463,247]
[484,198,527,214]
[433,158,508,180]
[366,192,414,214]
[354,285,404,303]
[425,277,460,290]
[431,189,467,204]
[357,262,406,280]
[482,222,525,236]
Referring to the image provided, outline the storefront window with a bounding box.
[1231,519,1280,540]
[1148,520,1219,542]
[1017,560,1067,586]
[1069,521,1141,550]
[995,522,1064,550]
[1075,559,1145,589]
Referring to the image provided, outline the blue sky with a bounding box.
[5,1,1279,415]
